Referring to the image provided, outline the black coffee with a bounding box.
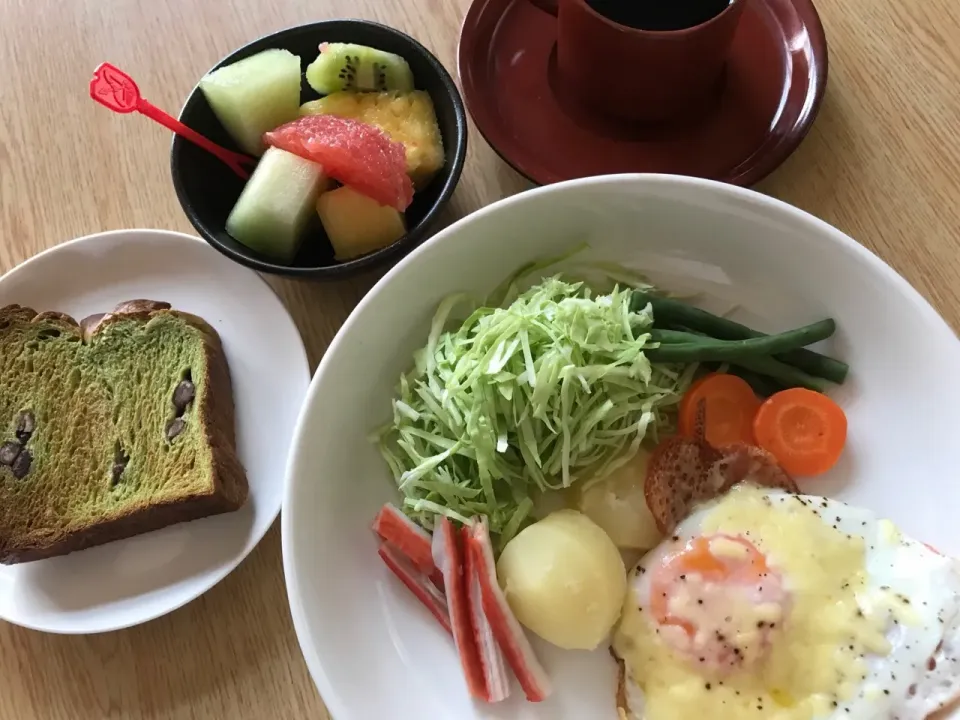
[585,0,733,31]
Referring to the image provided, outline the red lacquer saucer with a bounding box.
[457,0,828,186]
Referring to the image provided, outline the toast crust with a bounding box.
[0,300,248,564]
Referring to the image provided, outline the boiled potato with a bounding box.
[576,448,663,551]
[496,509,626,650]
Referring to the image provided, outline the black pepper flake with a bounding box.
[671,535,679,541]
[680,574,686,580]
[639,567,646,574]
[698,599,704,605]
[883,689,890,695]
[705,683,712,690]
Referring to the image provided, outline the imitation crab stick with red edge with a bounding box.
[467,517,552,702]
[377,541,451,635]
[432,517,489,701]
[372,503,440,582]
[462,526,511,703]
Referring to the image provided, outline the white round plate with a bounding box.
[0,229,309,634]
[282,175,960,719]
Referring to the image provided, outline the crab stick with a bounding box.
[466,516,552,702]
[372,503,441,585]
[462,525,510,702]
[378,541,451,635]
[433,517,488,701]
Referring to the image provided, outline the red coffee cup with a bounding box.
[528,0,746,123]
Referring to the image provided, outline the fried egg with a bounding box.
[612,485,960,719]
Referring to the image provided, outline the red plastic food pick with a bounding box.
[89,62,255,179]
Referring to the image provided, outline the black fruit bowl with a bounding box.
[171,20,468,279]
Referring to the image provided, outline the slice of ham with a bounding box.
[710,442,797,495]
[433,517,489,701]
[462,526,510,703]
[645,398,798,533]
[466,516,552,702]
[372,503,439,584]
[378,541,451,635]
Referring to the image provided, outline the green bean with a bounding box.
[631,291,849,384]
[724,366,787,398]
[645,320,836,363]
[666,341,827,393]
[729,357,831,393]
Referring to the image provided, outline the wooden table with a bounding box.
[1,0,958,716]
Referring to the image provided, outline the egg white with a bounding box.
[615,488,960,720]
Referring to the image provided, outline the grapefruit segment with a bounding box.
[264,115,414,211]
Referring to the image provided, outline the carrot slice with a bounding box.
[679,373,761,448]
[752,388,847,476]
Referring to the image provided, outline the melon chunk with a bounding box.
[225,147,328,263]
[199,49,302,156]
[317,186,406,261]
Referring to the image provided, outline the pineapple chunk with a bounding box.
[317,186,407,261]
[199,49,301,156]
[301,91,445,189]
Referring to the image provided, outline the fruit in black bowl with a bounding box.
[171,20,468,279]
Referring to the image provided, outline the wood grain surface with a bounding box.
[1,0,959,717]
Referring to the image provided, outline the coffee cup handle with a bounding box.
[527,0,558,15]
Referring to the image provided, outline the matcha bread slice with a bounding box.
[0,300,248,564]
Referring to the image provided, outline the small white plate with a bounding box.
[0,229,309,634]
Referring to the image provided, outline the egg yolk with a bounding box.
[612,487,901,720]
[650,534,789,675]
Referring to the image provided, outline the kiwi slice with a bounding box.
[306,43,415,95]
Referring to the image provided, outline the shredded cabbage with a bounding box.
[375,262,696,546]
